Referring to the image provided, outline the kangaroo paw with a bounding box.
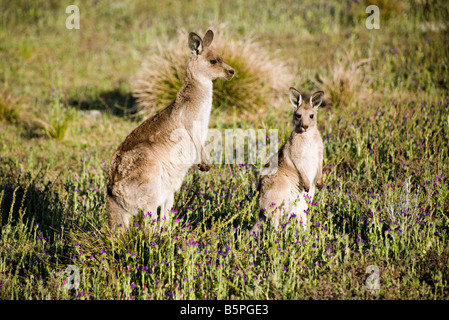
[198,163,211,172]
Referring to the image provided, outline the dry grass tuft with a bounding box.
[0,89,23,122]
[362,0,409,21]
[317,50,373,108]
[131,26,294,120]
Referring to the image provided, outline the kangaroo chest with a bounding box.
[301,140,319,174]
[292,134,321,186]
[193,97,212,143]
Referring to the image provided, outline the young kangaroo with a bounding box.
[107,30,235,231]
[251,87,324,234]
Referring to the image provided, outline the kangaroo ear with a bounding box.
[310,91,324,109]
[289,87,302,109]
[202,29,214,48]
[189,32,203,55]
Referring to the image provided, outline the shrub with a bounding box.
[131,27,294,120]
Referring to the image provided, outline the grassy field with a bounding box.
[0,0,448,300]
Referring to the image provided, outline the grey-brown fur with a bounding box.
[107,30,234,231]
[251,87,324,234]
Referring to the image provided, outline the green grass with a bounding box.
[0,0,448,300]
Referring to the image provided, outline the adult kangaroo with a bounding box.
[107,30,235,231]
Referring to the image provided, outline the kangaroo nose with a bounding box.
[229,69,235,75]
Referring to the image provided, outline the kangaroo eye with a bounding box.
[210,60,217,64]
[310,114,314,119]
[295,114,301,119]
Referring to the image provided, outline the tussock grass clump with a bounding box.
[346,0,410,23]
[40,90,75,140]
[0,90,23,122]
[132,27,294,120]
[317,50,372,108]
[362,0,409,21]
